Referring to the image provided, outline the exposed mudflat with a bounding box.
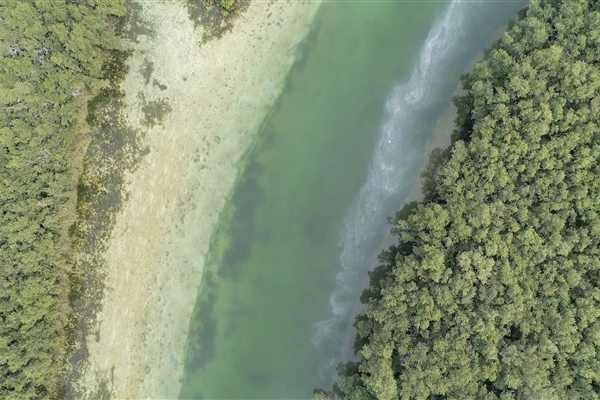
[76,1,320,398]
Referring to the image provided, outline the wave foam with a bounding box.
[312,0,480,383]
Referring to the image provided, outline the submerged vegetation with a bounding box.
[185,0,248,41]
[321,0,600,398]
[0,0,125,397]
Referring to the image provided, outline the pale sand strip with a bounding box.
[77,1,321,398]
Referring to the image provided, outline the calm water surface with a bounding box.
[179,1,527,398]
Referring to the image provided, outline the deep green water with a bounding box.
[179,1,527,398]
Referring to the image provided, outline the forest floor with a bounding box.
[75,0,321,398]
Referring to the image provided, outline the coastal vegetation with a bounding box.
[185,0,248,41]
[0,0,125,398]
[319,0,600,398]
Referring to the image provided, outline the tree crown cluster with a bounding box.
[320,0,600,399]
[0,0,125,397]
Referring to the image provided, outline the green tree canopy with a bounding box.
[324,1,600,399]
[0,0,125,397]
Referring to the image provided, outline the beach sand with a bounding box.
[76,1,321,398]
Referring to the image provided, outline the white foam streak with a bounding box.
[313,0,475,380]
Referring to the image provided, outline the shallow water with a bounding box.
[179,1,527,398]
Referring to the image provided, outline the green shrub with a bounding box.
[218,0,236,11]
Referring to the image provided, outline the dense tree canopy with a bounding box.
[0,1,125,398]
[321,0,600,398]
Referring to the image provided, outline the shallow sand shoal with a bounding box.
[77,1,321,398]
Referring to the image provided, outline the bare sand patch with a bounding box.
[76,1,321,398]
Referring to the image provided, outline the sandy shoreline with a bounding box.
[76,1,321,398]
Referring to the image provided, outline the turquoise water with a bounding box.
[180,1,528,398]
